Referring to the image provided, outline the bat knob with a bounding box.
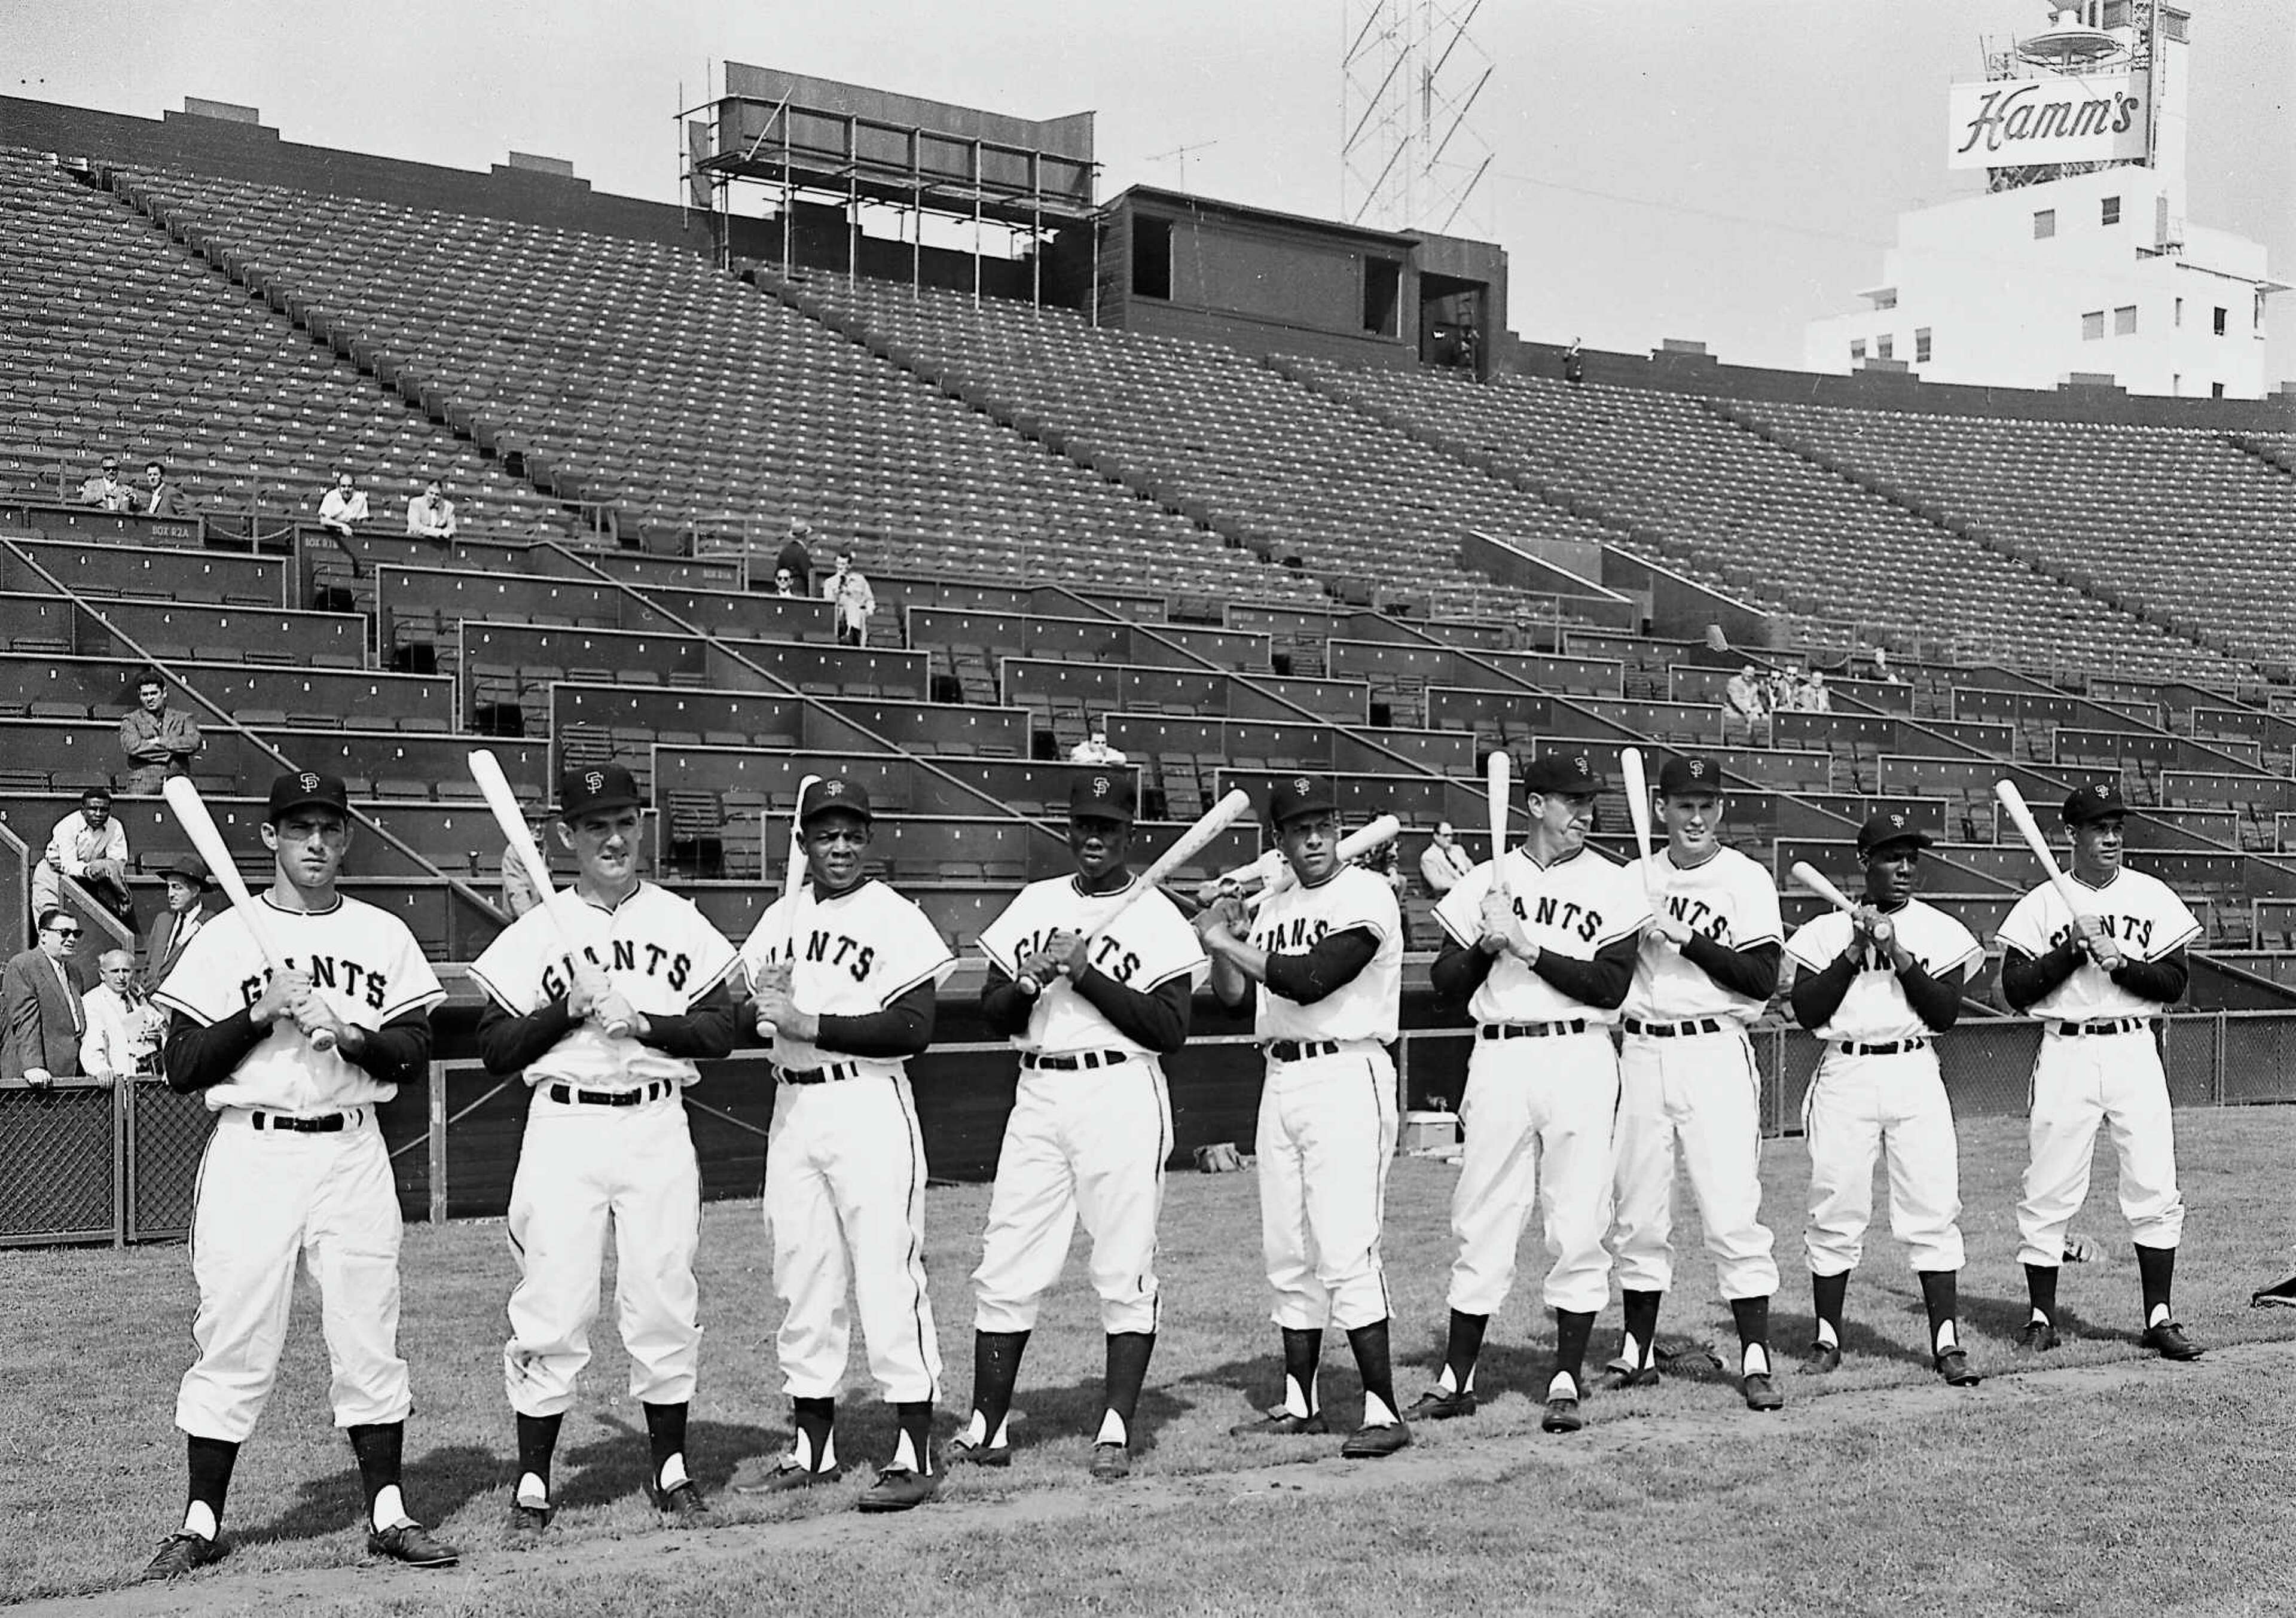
[604,1019,632,1039]
[310,1028,338,1054]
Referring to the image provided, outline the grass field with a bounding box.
[9,1106,2296,1614]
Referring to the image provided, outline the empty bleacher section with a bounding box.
[0,149,559,537]
[1288,360,2249,685]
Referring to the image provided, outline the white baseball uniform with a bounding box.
[974,874,1205,1335]
[468,884,740,1418]
[152,895,445,1443]
[741,879,956,1403]
[1433,847,1650,1318]
[1996,869,2199,1267]
[1784,900,1982,1275]
[1247,864,1403,1333]
[1612,845,1782,1300]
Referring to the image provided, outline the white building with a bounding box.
[1806,4,2285,399]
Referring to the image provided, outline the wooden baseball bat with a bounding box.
[1093,789,1253,938]
[162,775,336,1052]
[1788,859,1863,917]
[1621,747,1657,896]
[1994,779,2088,917]
[755,774,820,1038]
[468,750,627,1037]
[1246,813,1402,912]
[1486,749,1512,893]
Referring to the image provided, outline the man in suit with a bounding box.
[83,948,165,1082]
[142,854,217,991]
[4,909,90,1088]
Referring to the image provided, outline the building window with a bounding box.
[2100,1,2131,28]
[2114,305,2138,335]
[2081,310,2105,341]
[1876,334,1894,361]
[2102,196,2121,225]
[1131,216,1173,300]
[1874,289,1898,310]
[1915,328,1932,364]
[2212,382,2226,399]
[2214,306,2228,335]
[2175,297,2184,328]
[2034,209,2056,239]
[1850,339,1867,361]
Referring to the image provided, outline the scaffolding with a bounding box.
[1340,0,1494,237]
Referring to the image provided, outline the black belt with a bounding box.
[776,1062,863,1085]
[1835,1038,1930,1057]
[1481,1020,1589,1040]
[546,1080,675,1107]
[2048,1017,2150,1037]
[1024,1049,1132,1071]
[1622,1017,1726,1039]
[251,1109,349,1133]
[1263,1039,1342,1062]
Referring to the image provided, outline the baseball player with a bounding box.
[1783,808,1983,1387]
[1604,755,1785,1411]
[951,770,1203,1482]
[738,779,957,1512]
[1409,746,1649,1436]
[1196,776,1409,1460]
[1996,779,2202,1360]
[140,773,454,1582]
[466,764,741,1532]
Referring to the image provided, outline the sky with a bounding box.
[5,0,2291,381]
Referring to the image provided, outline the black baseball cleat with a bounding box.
[734,1455,846,1494]
[1089,1443,1132,1481]
[646,1479,710,1519]
[1402,1387,1476,1421]
[1935,1349,1982,1387]
[2251,1274,2296,1309]
[1339,1420,1412,1459]
[1228,1408,1329,1438]
[1803,1341,1842,1375]
[1596,1361,1659,1393]
[2142,1321,2203,1361]
[367,1521,459,1568]
[509,1500,555,1534]
[140,1531,224,1582]
[856,1466,941,1513]
[947,1434,1013,1468]
[1741,1373,1784,1411]
[2017,1319,2060,1353]
[1541,1396,1584,1434]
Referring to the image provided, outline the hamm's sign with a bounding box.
[1946,73,2149,170]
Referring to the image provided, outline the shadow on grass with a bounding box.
[230,1440,498,1547]
[549,1416,787,1509]
[978,1375,1192,1458]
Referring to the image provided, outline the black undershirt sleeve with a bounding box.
[637,982,739,1060]
[1898,960,1966,1031]
[2109,947,2188,1006]
[344,1008,432,1089]
[477,997,580,1076]
[813,979,938,1059]
[1528,933,1639,1011]
[163,1007,268,1094]
[1262,927,1379,1006]
[1071,966,1193,1054]
[1428,937,1496,1008]
[1789,953,1858,1032]
[1999,942,2083,1012]
[1681,936,1782,1003]
[980,967,1036,1037]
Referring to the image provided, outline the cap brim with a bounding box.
[1863,831,1934,853]
[559,794,645,817]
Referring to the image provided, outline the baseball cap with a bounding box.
[1521,747,1602,796]
[799,776,873,825]
[163,853,211,888]
[1265,774,1337,827]
[1069,768,1136,823]
[1855,806,1935,855]
[1657,755,1723,796]
[2062,779,2127,826]
[557,763,644,819]
[267,770,350,821]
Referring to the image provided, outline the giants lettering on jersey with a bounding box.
[1004,924,1144,987]
[2045,914,2155,954]
[238,954,390,1012]
[1663,892,1736,943]
[1256,914,1330,954]
[537,939,697,1000]
[1515,892,1606,945]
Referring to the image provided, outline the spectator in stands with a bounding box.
[2,910,87,1088]
[141,853,215,991]
[499,838,541,918]
[1723,664,1770,746]
[1765,665,1802,716]
[317,469,370,538]
[776,517,814,595]
[1870,646,1906,686]
[141,460,193,520]
[1805,670,1833,713]
[1068,723,1127,766]
[1419,821,1473,897]
[81,948,164,1082]
[1564,338,1585,387]
[406,478,457,539]
[79,456,133,512]
[32,787,132,930]
[823,549,875,647]
[118,671,203,793]
[773,567,799,598]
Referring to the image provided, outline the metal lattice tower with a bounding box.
[1340,0,1495,237]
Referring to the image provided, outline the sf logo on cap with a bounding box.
[1689,761,1706,779]
[300,772,320,793]
[584,771,604,794]
[1091,776,1110,796]
[825,781,845,797]
[1889,812,1906,828]
[1292,776,1311,795]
